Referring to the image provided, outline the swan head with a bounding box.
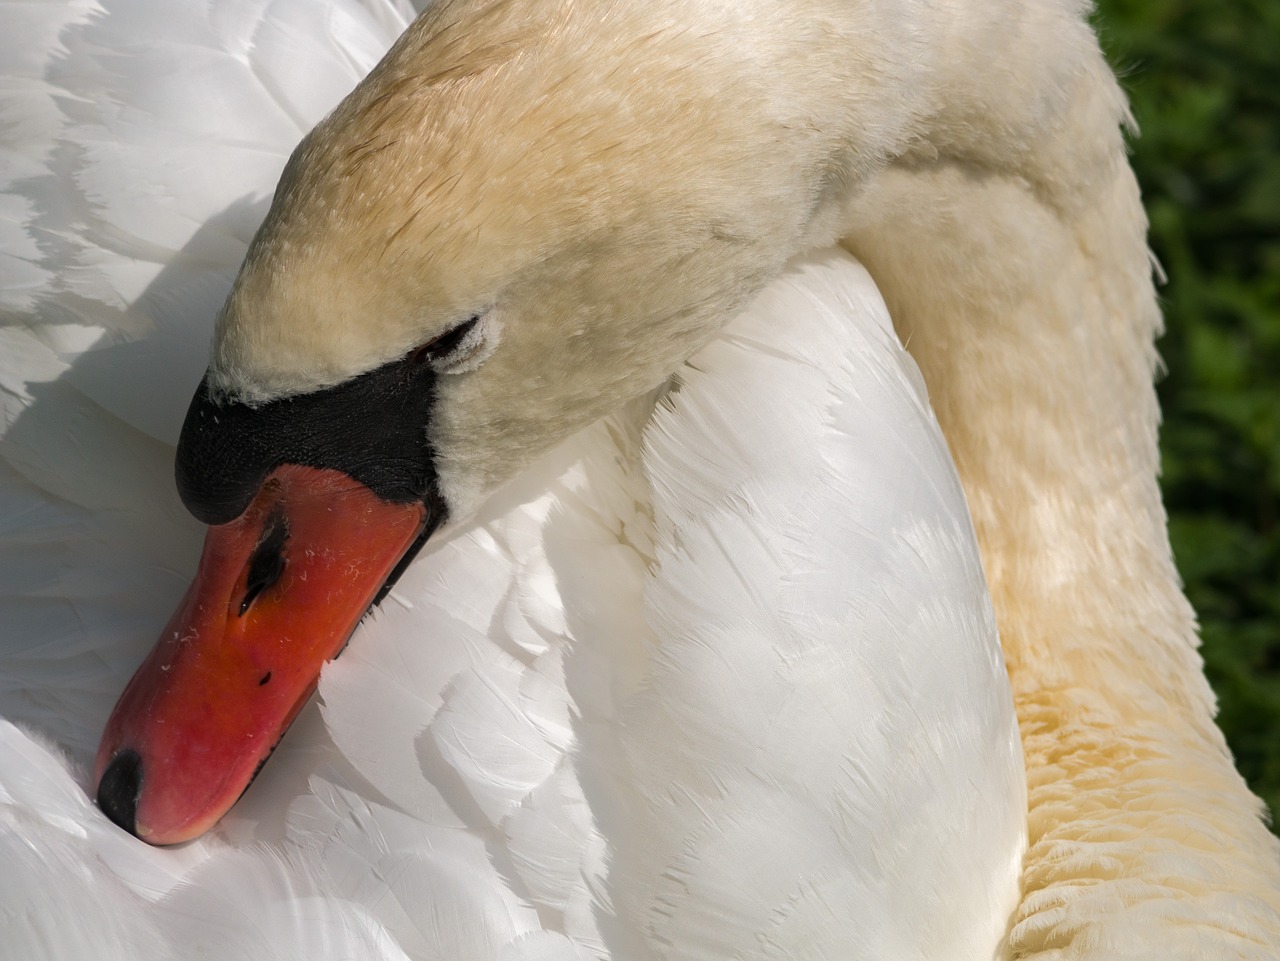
[93,0,867,845]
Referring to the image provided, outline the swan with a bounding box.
[1,0,1278,958]
[4,4,1025,958]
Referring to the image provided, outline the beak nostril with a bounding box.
[97,749,143,837]
[240,507,289,616]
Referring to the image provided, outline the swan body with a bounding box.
[2,0,1279,957]
[3,4,1028,955]
[1,244,1028,961]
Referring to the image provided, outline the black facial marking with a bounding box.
[239,508,288,616]
[176,347,444,526]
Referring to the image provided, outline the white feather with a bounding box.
[0,1,1024,958]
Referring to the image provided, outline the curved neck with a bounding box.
[841,29,1280,953]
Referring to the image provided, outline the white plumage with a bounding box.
[5,0,1280,956]
[1,2,1023,957]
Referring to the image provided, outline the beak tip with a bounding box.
[96,748,143,838]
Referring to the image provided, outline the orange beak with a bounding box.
[94,464,427,844]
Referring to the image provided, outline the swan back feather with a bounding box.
[1,5,1026,942]
[4,0,1280,955]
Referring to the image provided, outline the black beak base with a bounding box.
[176,351,444,526]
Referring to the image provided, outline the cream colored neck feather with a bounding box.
[213,0,1280,949]
[844,44,1280,960]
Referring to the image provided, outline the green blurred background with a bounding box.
[1093,0,1280,827]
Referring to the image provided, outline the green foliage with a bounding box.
[1094,0,1280,827]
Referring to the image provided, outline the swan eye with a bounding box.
[411,310,496,374]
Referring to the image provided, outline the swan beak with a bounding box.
[94,464,428,844]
